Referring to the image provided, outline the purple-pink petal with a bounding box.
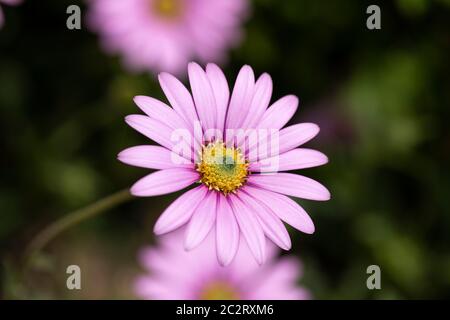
[239,191,291,250]
[158,72,199,130]
[133,95,191,132]
[225,65,255,129]
[249,172,330,201]
[276,123,320,155]
[257,95,299,130]
[245,257,309,300]
[154,186,208,235]
[244,185,315,234]
[240,73,273,129]
[228,194,266,265]
[118,145,193,170]
[249,148,328,172]
[130,168,199,197]
[247,122,320,163]
[188,62,217,132]
[215,195,240,266]
[125,114,175,151]
[206,63,230,134]
[184,191,218,251]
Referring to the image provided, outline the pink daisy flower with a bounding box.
[0,0,22,28]
[118,62,330,266]
[135,229,310,300]
[87,0,248,74]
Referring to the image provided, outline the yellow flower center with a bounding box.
[196,141,249,195]
[152,0,183,19]
[200,281,240,300]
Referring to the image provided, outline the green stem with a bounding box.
[23,189,133,269]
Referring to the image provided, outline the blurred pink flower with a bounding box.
[118,63,330,266]
[0,0,22,29]
[87,0,249,74]
[135,229,310,300]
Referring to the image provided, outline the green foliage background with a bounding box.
[1,0,449,299]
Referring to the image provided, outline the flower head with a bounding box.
[118,63,330,266]
[135,229,310,300]
[0,0,23,29]
[87,0,249,75]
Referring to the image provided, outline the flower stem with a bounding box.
[23,189,133,269]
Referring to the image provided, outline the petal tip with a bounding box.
[124,114,136,124]
[240,64,254,75]
[206,62,220,71]
[217,255,232,267]
[116,151,125,162]
[305,224,316,234]
[183,240,195,251]
[309,122,320,132]
[153,223,166,236]
[188,61,202,70]
[133,95,146,102]
[321,188,332,201]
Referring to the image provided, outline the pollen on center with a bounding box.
[196,141,249,195]
[199,281,240,300]
[151,0,183,19]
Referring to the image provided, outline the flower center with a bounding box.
[199,281,240,300]
[196,141,249,195]
[152,0,183,19]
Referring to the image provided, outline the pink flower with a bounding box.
[118,63,330,266]
[0,0,22,29]
[87,0,248,75]
[135,229,310,300]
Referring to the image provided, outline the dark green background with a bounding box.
[1,0,449,299]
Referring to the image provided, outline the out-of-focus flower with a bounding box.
[87,0,249,75]
[0,0,22,29]
[118,63,330,266]
[135,229,310,300]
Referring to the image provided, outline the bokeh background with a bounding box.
[1,0,450,299]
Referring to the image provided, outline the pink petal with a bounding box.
[215,195,240,266]
[249,173,330,201]
[137,248,191,282]
[277,123,320,155]
[118,145,193,170]
[244,185,316,234]
[134,276,188,300]
[228,194,266,265]
[206,63,229,134]
[125,115,174,151]
[241,73,273,129]
[133,96,201,155]
[246,257,308,300]
[184,191,217,250]
[130,168,199,197]
[257,95,299,129]
[158,72,199,130]
[154,186,208,235]
[133,95,191,132]
[225,65,255,129]
[239,191,291,250]
[249,148,328,172]
[188,62,217,132]
[248,123,320,162]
